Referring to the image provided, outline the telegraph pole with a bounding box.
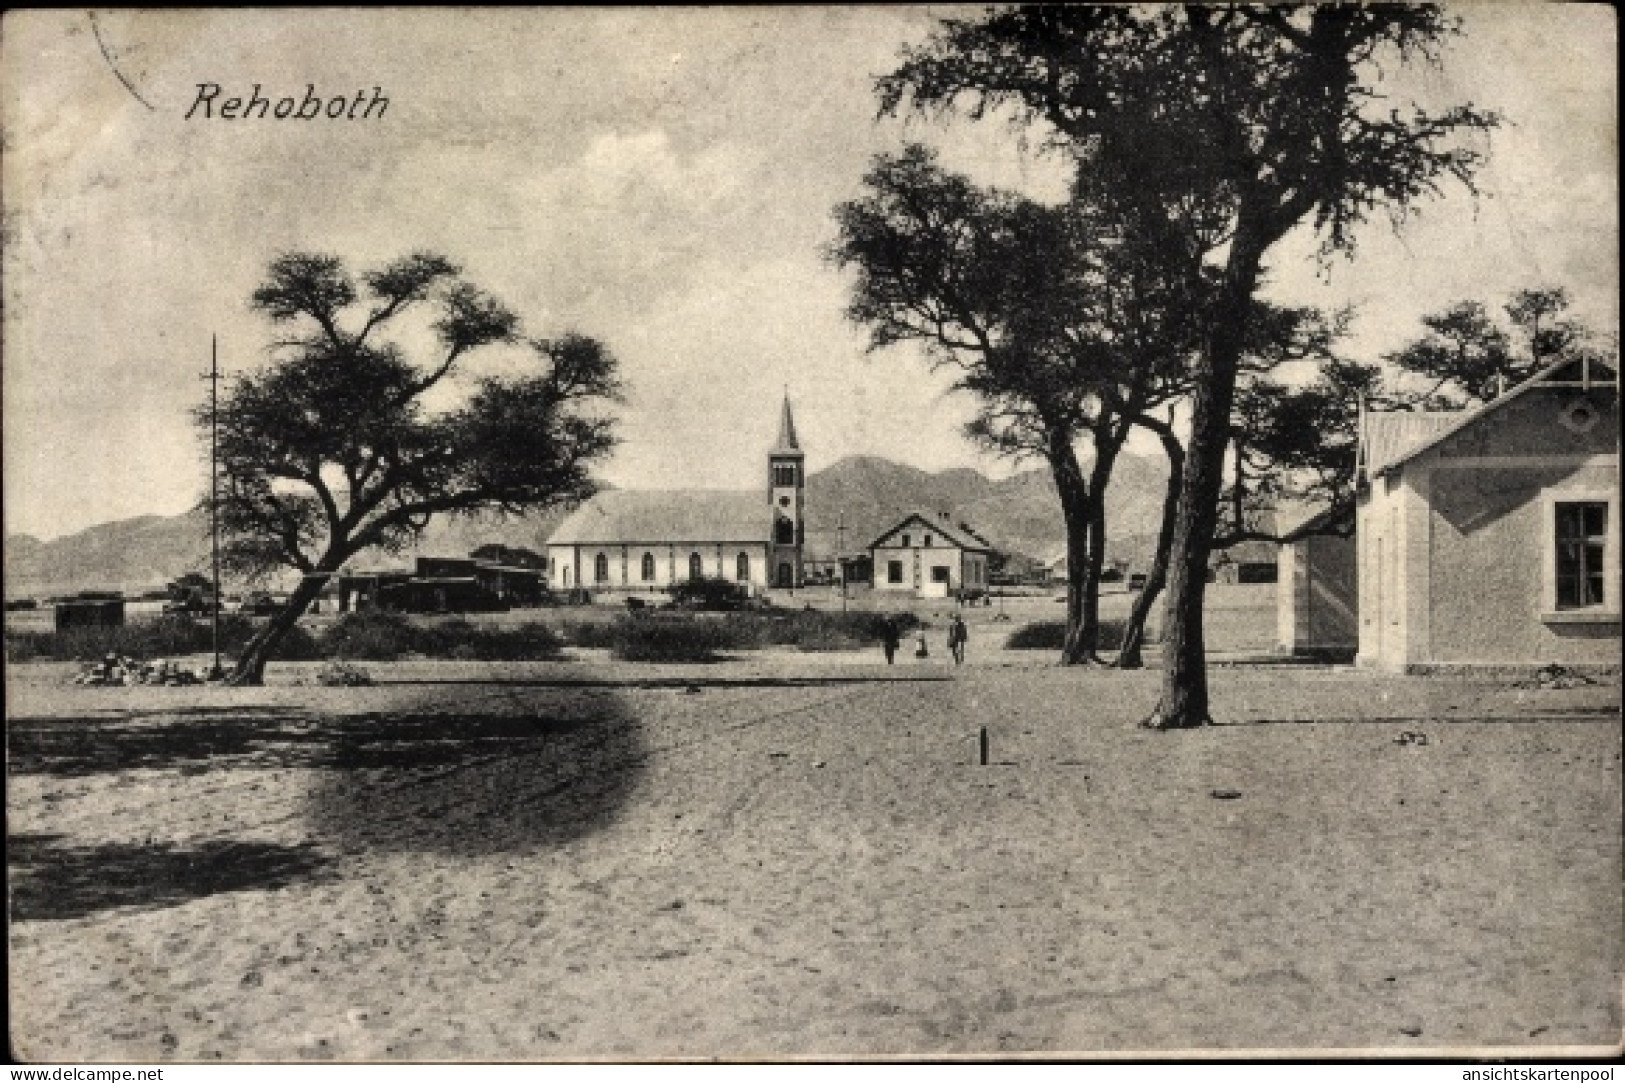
[837,513,847,613]
[208,335,223,679]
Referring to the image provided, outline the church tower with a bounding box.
[768,395,805,589]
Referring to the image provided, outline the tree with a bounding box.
[205,251,620,683]
[830,146,1200,664]
[1116,303,1349,669]
[881,6,1496,727]
[1386,287,1607,407]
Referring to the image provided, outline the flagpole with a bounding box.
[210,334,223,679]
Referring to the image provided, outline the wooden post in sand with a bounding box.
[979,726,989,766]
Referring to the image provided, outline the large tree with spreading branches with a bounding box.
[1385,287,1611,407]
[203,251,621,683]
[829,146,1203,664]
[879,5,1497,727]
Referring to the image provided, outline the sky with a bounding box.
[2,6,1616,542]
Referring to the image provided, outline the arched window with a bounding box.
[641,552,656,582]
[736,552,750,582]
[688,552,703,581]
[775,517,796,544]
[594,553,609,583]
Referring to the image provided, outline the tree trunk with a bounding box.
[227,564,334,685]
[1143,222,1269,728]
[1049,433,1098,666]
[1118,425,1184,669]
[1075,437,1121,664]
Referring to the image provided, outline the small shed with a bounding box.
[55,597,125,631]
[1275,503,1357,660]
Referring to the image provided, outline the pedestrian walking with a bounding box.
[881,617,901,665]
[914,628,930,659]
[947,613,968,665]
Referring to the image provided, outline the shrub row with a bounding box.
[6,608,930,666]
[4,610,560,664]
[1003,618,1151,651]
[560,609,923,661]
[5,614,321,663]
[313,611,564,661]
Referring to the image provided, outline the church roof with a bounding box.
[546,490,770,546]
[772,395,802,455]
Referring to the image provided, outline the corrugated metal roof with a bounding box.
[1362,355,1619,479]
[1360,412,1459,478]
[546,490,771,546]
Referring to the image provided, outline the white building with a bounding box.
[869,511,993,598]
[1354,357,1619,672]
[546,398,807,592]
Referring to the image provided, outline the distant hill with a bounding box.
[803,452,1169,567]
[3,505,576,600]
[5,453,1177,598]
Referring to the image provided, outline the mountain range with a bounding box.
[4,454,1171,598]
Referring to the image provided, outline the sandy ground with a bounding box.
[7,647,1620,1061]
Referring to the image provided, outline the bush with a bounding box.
[318,611,563,662]
[4,613,320,663]
[1004,618,1142,651]
[316,660,373,686]
[320,610,419,660]
[415,619,563,661]
[667,576,749,611]
[558,608,923,658]
[606,614,740,662]
[734,609,922,652]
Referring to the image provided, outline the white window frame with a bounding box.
[1541,489,1620,622]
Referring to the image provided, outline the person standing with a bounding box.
[947,613,968,665]
[881,617,901,665]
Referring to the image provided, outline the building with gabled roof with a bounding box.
[1274,499,1357,659]
[868,509,994,598]
[545,397,806,592]
[1354,356,1619,671]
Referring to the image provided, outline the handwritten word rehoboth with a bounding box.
[185,84,388,120]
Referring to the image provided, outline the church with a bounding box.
[545,398,807,592]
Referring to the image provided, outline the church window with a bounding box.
[776,517,796,545]
[688,552,703,581]
[736,553,751,582]
[773,464,797,488]
[594,553,609,584]
[641,553,656,582]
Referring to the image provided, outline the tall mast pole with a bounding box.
[210,334,222,678]
[837,513,847,613]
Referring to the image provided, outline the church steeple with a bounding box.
[773,393,801,454]
[767,394,805,589]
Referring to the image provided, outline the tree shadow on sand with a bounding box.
[10,667,651,858]
[306,688,647,856]
[9,833,334,922]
